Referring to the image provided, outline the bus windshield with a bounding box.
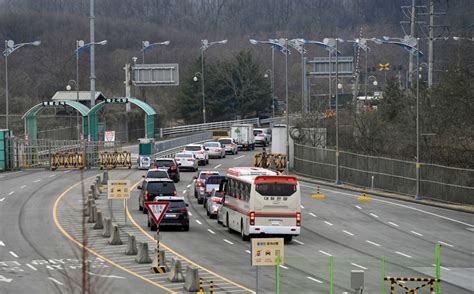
[255,183,297,196]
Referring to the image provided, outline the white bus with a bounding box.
[218,167,301,242]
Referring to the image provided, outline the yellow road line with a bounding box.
[52,174,175,294]
[128,180,255,293]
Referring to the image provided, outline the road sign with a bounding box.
[251,238,284,266]
[107,180,130,200]
[307,56,353,77]
[132,64,179,86]
[145,202,170,226]
[379,63,390,71]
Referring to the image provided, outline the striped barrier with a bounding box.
[384,277,439,294]
[99,151,132,169]
[50,151,84,170]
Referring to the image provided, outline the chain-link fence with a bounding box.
[294,143,474,205]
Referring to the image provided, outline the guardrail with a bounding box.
[159,118,259,137]
[260,116,285,124]
[155,132,212,152]
[154,137,214,159]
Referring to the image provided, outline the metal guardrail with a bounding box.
[155,132,212,152]
[260,116,285,124]
[160,118,259,136]
[154,137,214,159]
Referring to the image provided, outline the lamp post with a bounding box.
[3,40,41,130]
[415,37,421,200]
[264,69,275,117]
[66,80,80,140]
[200,39,227,123]
[141,40,170,63]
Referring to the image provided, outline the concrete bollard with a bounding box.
[183,265,200,292]
[135,242,152,264]
[168,258,185,282]
[109,225,123,245]
[94,179,101,196]
[90,185,98,199]
[84,198,91,217]
[88,205,97,223]
[102,218,112,238]
[151,249,169,272]
[93,210,104,230]
[101,171,109,185]
[124,234,138,255]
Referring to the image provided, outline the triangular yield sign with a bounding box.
[145,201,170,226]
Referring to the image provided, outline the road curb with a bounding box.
[294,173,474,214]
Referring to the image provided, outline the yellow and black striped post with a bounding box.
[209,280,214,294]
[199,278,204,294]
[151,227,167,273]
[390,281,395,294]
[312,186,326,199]
[357,189,371,201]
[429,282,434,294]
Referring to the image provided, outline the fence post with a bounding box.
[436,244,441,294]
[329,256,334,294]
[381,256,385,294]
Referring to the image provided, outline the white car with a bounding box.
[183,144,209,165]
[217,137,238,155]
[203,142,226,159]
[174,152,199,172]
[253,128,271,146]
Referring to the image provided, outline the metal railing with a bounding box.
[160,118,259,137]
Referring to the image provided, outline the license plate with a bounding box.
[271,220,282,226]
[165,214,177,218]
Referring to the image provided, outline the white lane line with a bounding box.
[224,239,234,245]
[8,191,14,195]
[34,179,41,183]
[365,240,381,247]
[293,239,305,245]
[0,198,5,202]
[207,229,216,234]
[279,265,289,269]
[87,272,125,279]
[9,251,19,258]
[0,241,5,246]
[342,230,354,236]
[300,205,305,209]
[410,231,423,237]
[48,277,64,285]
[351,263,368,270]
[395,251,412,258]
[20,185,27,189]
[26,264,38,271]
[324,221,333,226]
[369,213,379,218]
[64,170,71,174]
[309,212,317,217]
[438,241,454,248]
[188,211,193,216]
[318,250,332,257]
[355,205,362,210]
[388,222,399,227]
[49,174,56,178]
[245,250,251,254]
[234,155,245,160]
[186,184,191,188]
[195,220,202,225]
[214,164,222,169]
[432,264,451,271]
[307,276,323,284]
[182,190,187,194]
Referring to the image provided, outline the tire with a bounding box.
[206,210,210,217]
[284,236,293,243]
[227,214,232,232]
[183,224,189,231]
[142,204,148,214]
[139,201,143,211]
[241,221,249,241]
[197,198,203,204]
[147,217,150,227]
[217,212,222,224]
[206,159,209,164]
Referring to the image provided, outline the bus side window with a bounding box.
[245,183,251,201]
[229,179,235,198]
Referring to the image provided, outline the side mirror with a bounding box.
[137,185,143,190]
[178,163,182,166]
[186,203,189,207]
[193,176,197,180]
[205,147,209,151]
[142,175,145,178]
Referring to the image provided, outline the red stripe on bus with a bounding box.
[254,176,298,184]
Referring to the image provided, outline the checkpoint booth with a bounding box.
[138,138,154,170]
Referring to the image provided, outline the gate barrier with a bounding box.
[50,151,84,170]
[99,151,132,169]
[384,277,439,294]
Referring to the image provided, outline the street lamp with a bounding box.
[66,80,81,140]
[264,69,275,117]
[141,40,170,63]
[3,40,41,130]
[200,39,227,123]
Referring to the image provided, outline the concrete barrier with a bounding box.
[124,234,138,255]
[88,205,97,223]
[93,210,104,230]
[84,198,91,217]
[102,217,112,238]
[109,225,123,245]
[167,258,185,282]
[183,265,200,292]
[90,185,98,199]
[94,179,101,195]
[101,171,109,185]
[135,242,152,264]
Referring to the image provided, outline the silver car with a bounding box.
[203,142,226,159]
[175,152,199,172]
[217,137,238,155]
[206,191,224,219]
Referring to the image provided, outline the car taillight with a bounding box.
[171,165,177,170]
[173,191,177,196]
[216,148,221,151]
[249,211,255,226]
[144,191,149,201]
[199,150,205,154]
[197,180,202,186]
[189,158,195,161]
[296,212,301,226]
[200,187,205,192]
[212,198,222,203]
[180,208,188,215]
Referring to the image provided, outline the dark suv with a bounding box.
[138,178,177,213]
[152,158,180,183]
[147,196,189,231]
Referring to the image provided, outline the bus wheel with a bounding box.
[241,222,249,241]
[227,214,232,232]
[284,236,293,243]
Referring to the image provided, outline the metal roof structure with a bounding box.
[51,91,106,102]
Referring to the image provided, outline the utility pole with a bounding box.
[408,0,416,88]
[428,0,434,88]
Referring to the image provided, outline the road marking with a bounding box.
[214,164,222,169]
[245,250,251,254]
[355,205,362,210]
[293,239,304,245]
[395,251,412,258]
[26,264,38,271]
[8,191,14,195]
[188,211,193,216]
[0,275,13,283]
[186,184,191,188]
[438,241,454,248]
[0,241,5,246]
[279,265,288,269]
[182,190,186,195]
[351,263,368,270]
[9,251,19,258]
[87,272,125,279]
[388,222,399,227]
[309,212,317,217]
[48,277,64,285]
[64,170,71,173]
[369,213,379,218]
[224,239,234,245]
[342,230,354,236]
[365,240,381,247]
[307,276,323,284]
[49,174,56,178]
[207,229,216,234]
[34,179,41,183]
[324,221,333,226]
[195,220,202,225]
[20,185,27,189]
[410,231,423,237]
[318,250,332,257]
[234,155,245,160]
[431,264,451,271]
[0,198,5,202]
[300,205,305,209]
